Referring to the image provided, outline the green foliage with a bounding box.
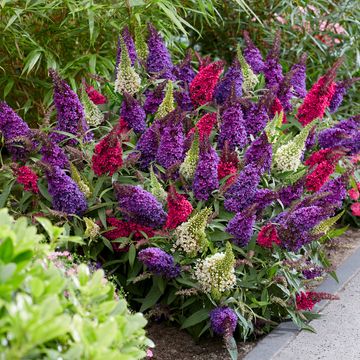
[0,208,152,359]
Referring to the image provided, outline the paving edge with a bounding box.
[244,241,360,360]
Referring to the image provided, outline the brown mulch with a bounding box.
[146,228,360,360]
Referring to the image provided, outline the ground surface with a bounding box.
[146,229,360,360]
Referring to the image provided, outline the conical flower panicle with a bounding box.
[70,163,91,198]
[114,37,141,95]
[0,102,32,161]
[194,242,236,299]
[277,67,298,112]
[329,77,360,113]
[218,99,247,150]
[156,110,185,170]
[144,81,166,114]
[214,59,243,105]
[180,129,199,181]
[244,132,272,175]
[243,30,265,74]
[115,26,137,71]
[120,92,146,133]
[113,183,167,229]
[264,31,284,90]
[187,113,217,140]
[134,25,148,63]
[173,50,196,85]
[40,139,70,169]
[81,85,104,126]
[146,23,174,80]
[15,166,39,194]
[193,137,220,201]
[155,80,175,119]
[218,142,239,185]
[49,69,92,144]
[174,207,212,256]
[237,46,258,92]
[165,185,193,230]
[149,166,167,203]
[136,119,161,169]
[290,53,307,98]
[226,208,256,247]
[46,165,88,216]
[265,110,285,142]
[91,130,123,176]
[224,163,260,212]
[296,58,343,126]
[84,217,100,240]
[190,60,224,107]
[312,210,344,235]
[272,123,312,173]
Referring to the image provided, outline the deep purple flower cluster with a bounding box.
[318,116,360,154]
[218,101,247,150]
[244,132,272,175]
[156,112,185,169]
[40,140,70,169]
[146,23,174,80]
[114,184,167,228]
[210,307,237,336]
[143,82,166,114]
[254,189,277,214]
[277,206,329,251]
[49,70,92,145]
[277,71,295,112]
[243,31,265,74]
[174,90,193,111]
[120,93,147,134]
[329,79,359,113]
[172,51,196,85]
[46,166,87,215]
[224,164,260,212]
[214,61,243,105]
[314,175,347,211]
[302,265,323,279]
[290,54,307,98]
[136,120,161,169]
[226,210,256,247]
[278,180,304,207]
[242,100,270,137]
[138,247,180,278]
[193,140,220,201]
[0,102,31,161]
[264,33,284,90]
[115,26,137,72]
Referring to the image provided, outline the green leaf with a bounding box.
[0,180,15,208]
[180,308,209,329]
[140,283,162,312]
[36,217,55,239]
[0,237,14,262]
[3,78,14,98]
[0,263,16,283]
[128,244,136,268]
[22,49,42,75]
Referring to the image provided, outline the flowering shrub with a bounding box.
[0,25,359,358]
[0,209,152,359]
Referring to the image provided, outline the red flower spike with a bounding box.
[85,85,107,105]
[103,217,155,252]
[92,130,123,176]
[305,148,344,168]
[218,142,239,186]
[270,97,287,123]
[165,185,193,230]
[257,223,281,248]
[188,113,217,140]
[305,160,336,192]
[190,61,224,107]
[16,166,39,194]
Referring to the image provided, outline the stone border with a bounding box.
[244,243,360,360]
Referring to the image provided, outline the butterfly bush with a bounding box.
[1,24,359,357]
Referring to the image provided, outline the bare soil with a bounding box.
[146,228,360,360]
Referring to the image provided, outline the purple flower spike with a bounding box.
[136,120,161,169]
[115,26,137,72]
[49,69,92,145]
[114,184,167,229]
[0,102,32,161]
[210,307,237,336]
[172,50,196,86]
[224,164,260,212]
[120,93,147,134]
[146,23,174,80]
[214,60,243,105]
[329,78,360,113]
[290,53,307,98]
[193,138,220,201]
[218,100,247,150]
[40,140,70,169]
[138,247,180,278]
[243,31,265,74]
[46,166,88,216]
[156,111,185,169]
[144,82,167,114]
[244,132,272,175]
[278,180,304,207]
[264,31,284,90]
[226,210,256,247]
[175,89,194,111]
